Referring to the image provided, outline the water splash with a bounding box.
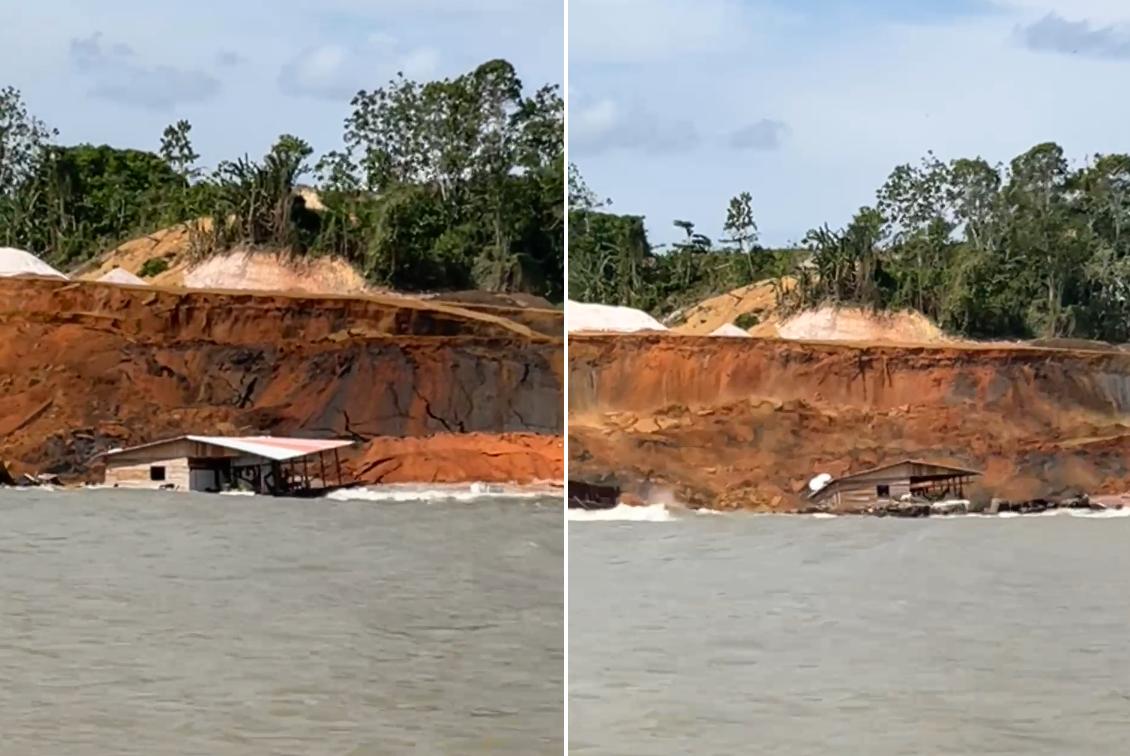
[326,483,552,503]
[568,503,674,522]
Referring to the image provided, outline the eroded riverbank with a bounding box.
[570,332,1130,511]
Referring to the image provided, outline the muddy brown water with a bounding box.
[570,509,1130,755]
[0,488,562,755]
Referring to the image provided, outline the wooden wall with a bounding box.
[821,480,910,509]
[104,457,190,490]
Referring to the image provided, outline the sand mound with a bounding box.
[567,300,667,334]
[0,248,67,279]
[76,221,375,293]
[97,268,147,286]
[672,279,945,344]
[74,223,200,285]
[710,323,752,338]
[753,306,948,344]
[74,222,373,296]
[673,277,794,334]
[182,249,369,295]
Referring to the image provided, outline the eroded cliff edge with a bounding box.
[0,277,563,481]
[569,333,1130,510]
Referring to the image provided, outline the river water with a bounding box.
[570,507,1130,755]
[0,488,562,755]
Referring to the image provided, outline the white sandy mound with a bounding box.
[769,307,947,344]
[0,247,67,279]
[710,323,752,338]
[97,268,147,286]
[567,300,668,334]
[182,249,369,295]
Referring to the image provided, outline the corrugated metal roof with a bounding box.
[187,436,354,461]
[104,435,353,462]
[831,459,981,483]
[809,459,981,500]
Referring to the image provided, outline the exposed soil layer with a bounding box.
[347,433,563,485]
[0,277,562,480]
[569,333,1130,511]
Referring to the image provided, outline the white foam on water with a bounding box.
[325,483,552,503]
[1068,508,1130,518]
[568,503,674,522]
[219,490,256,497]
[945,508,1130,519]
[809,512,838,519]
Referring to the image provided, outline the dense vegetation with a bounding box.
[569,166,791,317]
[570,144,1130,342]
[0,59,563,300]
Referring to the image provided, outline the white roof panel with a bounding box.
[104,435,353,461]
[186,436,354,461]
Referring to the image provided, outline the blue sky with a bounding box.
[1,0,561,171]
[569,0,1130,247]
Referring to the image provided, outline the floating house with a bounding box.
[100,435,354,495]
[808,459,980,509]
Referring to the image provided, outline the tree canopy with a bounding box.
[0,60,563,301]
[569,144,1130,342]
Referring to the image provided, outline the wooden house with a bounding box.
[809,459,980,509]
[100,435,354,495]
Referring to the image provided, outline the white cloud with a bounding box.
[216,50,247,67]
[0,0,558,186]
[997,0,1130,24]
[570,0,777,64]
[1017,12,1130,59]
[570,95,699,155]
[727,119,790,151]
[278,36,440,100]
[68,32,220,111]
[317,0,533,12]
[572,1,1130,248]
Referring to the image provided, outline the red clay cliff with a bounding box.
[569,333,1130,510]
[0,277,563,483]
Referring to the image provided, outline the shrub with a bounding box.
[734,312,760,330]
[138,257,169,278]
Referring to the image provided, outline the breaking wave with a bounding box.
[1007,507,1130,519]
[568,503,674,522]
[325,482,554,503]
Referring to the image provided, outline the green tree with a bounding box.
[0,86,57,249]
[1002,142,1082,336]
[159,120,200,180]
[723,190,759,280]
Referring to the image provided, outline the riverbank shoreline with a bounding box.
[2,479,564,501]
[576,492,1130,520]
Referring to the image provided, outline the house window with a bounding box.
[876,484,890,498]
[150,466,167,481]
